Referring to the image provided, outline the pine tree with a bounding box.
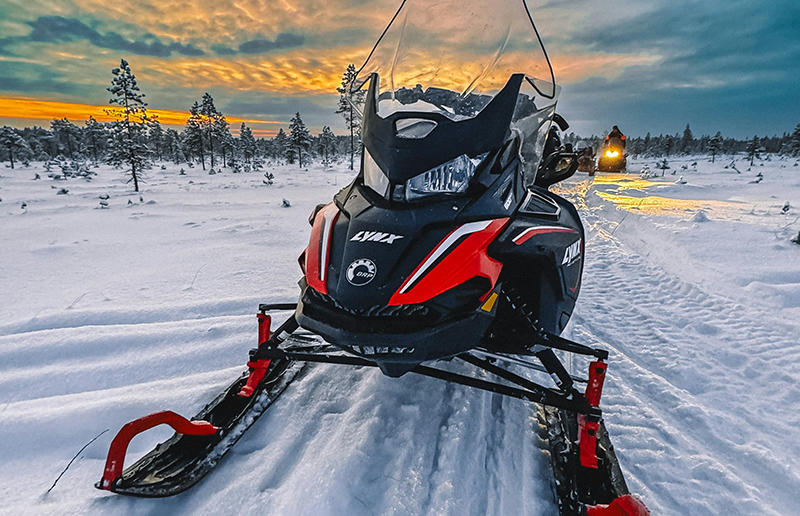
[335,64,365,170]
[148,119,164,161]
[50,118,80,159]
[288,112,312,168]
[239,123,258,164]
[789,124,800,157]
[214,115,236,168]
[681,124,693,154]
[318,126,336,167]
[83,116,107,163]
[273,129,288,162]
[708,132,722,163]
[200,93,222,168]
[184,102,205,169]
[746,135,760,166]
[0,126,32,169]
[106,59,151,192]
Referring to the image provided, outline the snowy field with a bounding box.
[1,155,799,515]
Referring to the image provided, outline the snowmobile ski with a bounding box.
[96,305,306,497]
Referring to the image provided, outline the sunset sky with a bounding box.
[0,0,797,138]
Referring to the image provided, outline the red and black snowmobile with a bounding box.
[96,1,647,515]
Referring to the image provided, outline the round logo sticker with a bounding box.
[346,259,377,286]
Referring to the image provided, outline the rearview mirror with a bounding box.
[534,150,579,188]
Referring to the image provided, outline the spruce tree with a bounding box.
[184,102,205,169]
[746,135,760,166]
[83,116,107,163]
[273,129,288,162]
[0,126,32,169]
[288,112,312,168]
[318,126,336,167]
[681,124,693,154]
[789,124,800,157]
[239,123,258,164]
[107,59,151,192]
[708,132,722,163]
[335,64,365,170]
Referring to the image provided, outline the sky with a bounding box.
[0,0,798,138]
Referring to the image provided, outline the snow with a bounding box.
[1,154,799,515]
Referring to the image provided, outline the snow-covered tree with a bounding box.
[288,112,312,167]
[83,116,107,163]
[0,126,32,169]
[746,135,760,166]
[106,58,151,192]
[239,123,258,164]
[50,118,81,159]
[272,128,288,162]
[708,132,722,163]
[681,124,694,154]
[184,102,206,168]
[335,64,365,170]
[788,124,800,157]
[318,126,336,167]
[148,119,164,161]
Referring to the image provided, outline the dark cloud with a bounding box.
[0,37,21,56]
[238,33,305,54]
[0,75,78,94]
[27,16,204,57]
[211,33,305,55]
[211,44,237,55]
[552,0,800,137]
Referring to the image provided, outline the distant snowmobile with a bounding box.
[96,2,648,515]
[597,126,627,172]
[578,146,597,175]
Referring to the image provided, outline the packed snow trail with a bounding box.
[560,171,800,515]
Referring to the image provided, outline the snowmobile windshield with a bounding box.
[351,0,557,122]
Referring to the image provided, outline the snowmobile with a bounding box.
[96,1,648,514]
[597,128,627,172]
[578,147,597,175]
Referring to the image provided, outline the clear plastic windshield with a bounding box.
[352,0,558,121]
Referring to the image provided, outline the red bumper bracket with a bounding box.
[238,312,272,397]
[99,410,218,490]
[580,360,608,468]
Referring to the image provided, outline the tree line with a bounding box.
[0,60,364,192]
[564,123,800,163]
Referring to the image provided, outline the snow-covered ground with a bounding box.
[0,155,799,515]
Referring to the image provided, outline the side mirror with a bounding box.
[534,150,579,188]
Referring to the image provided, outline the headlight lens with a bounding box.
[405,154,484,201]
[363,149,390,198]
[605,149,620,158]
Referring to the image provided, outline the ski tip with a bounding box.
[586,494,650,516]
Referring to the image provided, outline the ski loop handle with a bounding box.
[586,494,651,516]
[99,411,218,491]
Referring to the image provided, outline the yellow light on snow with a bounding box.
[605,150,620,158]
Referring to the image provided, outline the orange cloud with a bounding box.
[133,47,656,99]
[0,96,281,127]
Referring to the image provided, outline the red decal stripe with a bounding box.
[389,218,509,305]
[512,226,577,246]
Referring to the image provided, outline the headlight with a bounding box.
[363,149,390,198]
[405,154,484,201]
[605,150,620,158]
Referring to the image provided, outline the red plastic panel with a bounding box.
[304,203,338,294]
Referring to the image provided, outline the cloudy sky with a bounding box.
[0,0,797,138]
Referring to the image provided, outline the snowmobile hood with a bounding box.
[304,191,508,313]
